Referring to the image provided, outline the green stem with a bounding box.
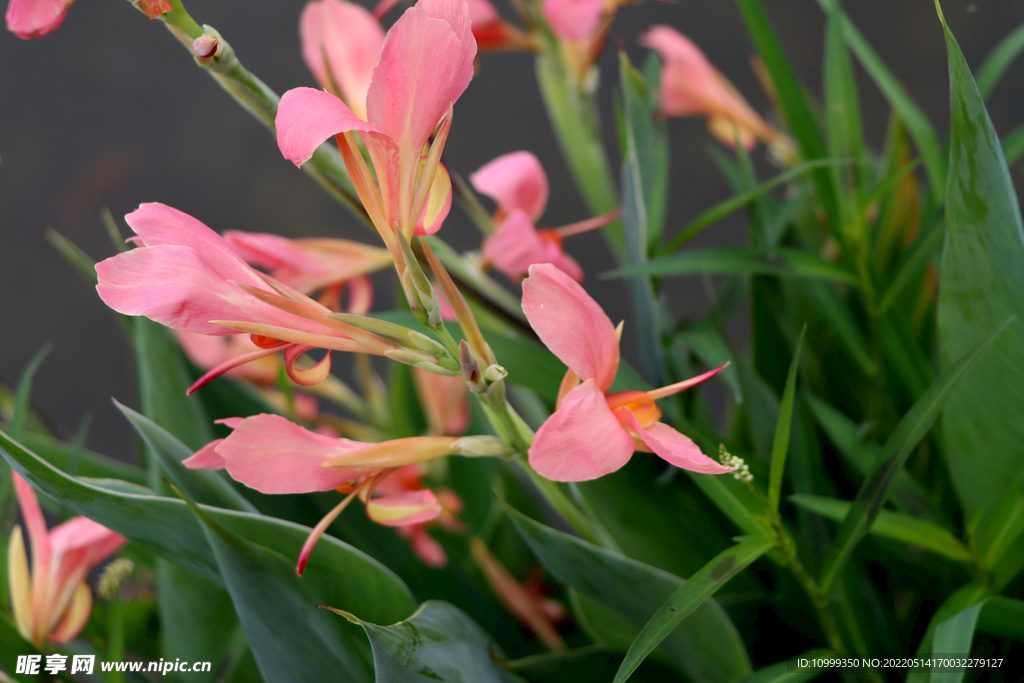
[107,594,124,683]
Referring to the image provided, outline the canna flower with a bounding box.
[375,464,466,567]
[541,0,605,42]
[640,26,789,154]
[277,0,477,271]
[5,0,169,39]
[222,230,391,311]
[522,264,736,481]
[184,414,499,574]
[96,203,407,394]
[300,0,384,121]
[7,472,127,646]
[470,151,619,282]
[375,0,534,52]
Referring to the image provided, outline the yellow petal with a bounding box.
[7,525,34,643]
[47,583,92,644]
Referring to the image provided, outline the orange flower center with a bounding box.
[605,390,662,429]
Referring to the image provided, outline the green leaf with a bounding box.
[790,494,970,562]
[904,582,990,683]
[767,328,804,513]
[0,429,417,623]
[975,21,1024,100]
[801,280,876,377]
[818,319,1008,594]
[45,227,99,284]
[736,651,831,683]
[1001,121,1024,165]
[612,535,775,683]
[606,247,858,284]
[0,616,75,682]
[329,600,517,683]
[115,400,257,513]
[812,0,945,195]
[974,465,1024,587]
[9,343,53,442]
[932,601,985,683]
[505,503,752,683]
[0,426,146,486]
[183,490,375,683]
[936,5,1024,522]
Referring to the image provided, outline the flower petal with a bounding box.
[46,582,91,644]
[470,151,549,221]
[413,368,469,435]
[528,380,634,481]
[300,0,384,119]
[276,87,388,167]
[49,517,127,567]
[617,410,735,475]
[404,526,448,567]
[216,414,371,493]
[522,263,619,391]
[5,0,72,39]
[13,472,51,582]
[366,489,442,526]
[413,161,453,236]
[183,438,228,470]
[483,210,582,282]
[541,0,604,42]
[7,526,33,642]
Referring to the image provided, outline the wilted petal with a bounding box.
[5,0,73,39]
[366,489,442,526]
[522,263,618,392]
[216,414,371,493]
[617,410,735,474]
[470,151,549,221]
[483,210,582,282]
[529,380,633,481]
[541,0,604,42]
[300,0,384,119]
[46,582,92,644]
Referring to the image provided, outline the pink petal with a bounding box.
[528,380,634,481]
[183,438,228,470]
[366,489,442,526]
[46,583,91,644]
[216,414,371,493]
[522,263,619,392]
[276,87,390,167]
[616,410,735,474]
[12,472,51,580]
[470,151,549,221]
[48,517,127,568]
[541,0,604,42]
[5,0,73,39]
[413,368,469,435]
[300,0,385,119]
[365,0,475,178]
[483,210,582,282]
[413,161,453,236]
[405,526,448,567]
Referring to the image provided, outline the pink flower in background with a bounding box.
[641,26,787,152]
[7,472,127,646]
[375,465,466,567]
[522,264,735,481]
[277,0,476,248]
[465,0,534,51]
[300,0,384,120]
[413,368,470,436]
[184,414,489,574]
[471,151,619,282]
[95,203,399,393]
[5,0,169,39]
[541,0,604,42]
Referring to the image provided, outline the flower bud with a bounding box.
[461,340,486,392]
[193,35,218,60]
[453,436,506,458]
[408,331,448,357]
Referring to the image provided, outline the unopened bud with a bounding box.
[408,331,448,356]
[482,364,507,383]
[461,340,485,392]
[453,436,506,458]
[192,35,218,60]
[385,347,438,366]
[411,361,461,376]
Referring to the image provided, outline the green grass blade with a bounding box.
[931,601,985,683]
[612,535,775,683]
[1001,121,1024,165]
[767,328,805,513]
[975,21,1024,99]
[818,318,1009,595]
[606,247,858,284]
[10,343,53,442]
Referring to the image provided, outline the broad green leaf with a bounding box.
[974,597,1024,641]
[0,426,146,486]
[115,401,257,513]
[0,429,417,623]
[812,0,945,194]
[975,21,1024,99]
[505,503,753,683]
[767,329,804,513]
[329,600,516,683]
[790,494,970,562]
[607,247,858,284]
[736,651,830,683]
[819,320,1007,594]
[733,0,840,233]
[1001,121,1024,165]
[185,492,375,683]
[974,465,1024,588]
[936,6,1024,520]
[535,53,623,258]
[613,535,775,683]
[905,582,989,683]
[931,601,985,683]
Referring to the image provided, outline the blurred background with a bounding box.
[2,0,1023,461]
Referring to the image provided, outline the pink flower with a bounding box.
[522,264,736,481]
[300,0,384,120]
[184,414,490,574]
[375,465,467,567]
[640,26,785,152]
[95,203,400,393]
[5,0,169,39]
[471,151,618,282]
[277,0,476,257]
[413,368,470,436]
[7,472,127,646]
[541,0,604,42]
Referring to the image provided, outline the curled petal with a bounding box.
[284,345,333,386]
[345,276,374,314]
[216,414,370,493]
[541,0,604,42]
[46,582,92,644]
[187,344,285,395]
[483,210,583,282]
[528,380,634,481]
[522,263,618,392]
[366,489,442,527]
[616,410,735,475]
[5,0,72,39]
[276,87,387,167]
[470,151,548,221]
[297,491,358,576]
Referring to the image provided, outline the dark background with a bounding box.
[2,0,1023,461]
